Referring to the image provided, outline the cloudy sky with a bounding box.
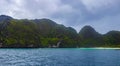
[0,0,120,34]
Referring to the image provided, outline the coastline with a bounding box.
[78,47,120,49]
[0,47,120,50]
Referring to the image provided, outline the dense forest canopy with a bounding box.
[0,15,120,48]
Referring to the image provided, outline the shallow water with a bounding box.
[0,48,120,66]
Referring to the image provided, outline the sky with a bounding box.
[0,0,120,34]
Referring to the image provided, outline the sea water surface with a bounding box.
[0,48,120,66]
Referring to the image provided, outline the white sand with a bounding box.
[79,47,120,49]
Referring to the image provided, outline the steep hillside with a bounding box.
[0,15,78,48]
[0,15,120,48]
[78,26,103,47]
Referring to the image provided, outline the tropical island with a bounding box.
[0,15,120,48]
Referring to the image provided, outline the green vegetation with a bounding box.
[0,15,120,48]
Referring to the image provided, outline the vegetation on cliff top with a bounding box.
[0,15,120,48]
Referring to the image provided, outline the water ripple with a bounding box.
[0,48,120,66]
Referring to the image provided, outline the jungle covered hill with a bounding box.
[0,15,120,48]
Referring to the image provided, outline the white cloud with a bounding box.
[0,0,74,20]
[81,0,120,13]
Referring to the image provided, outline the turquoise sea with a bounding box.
[0,48,120,66]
